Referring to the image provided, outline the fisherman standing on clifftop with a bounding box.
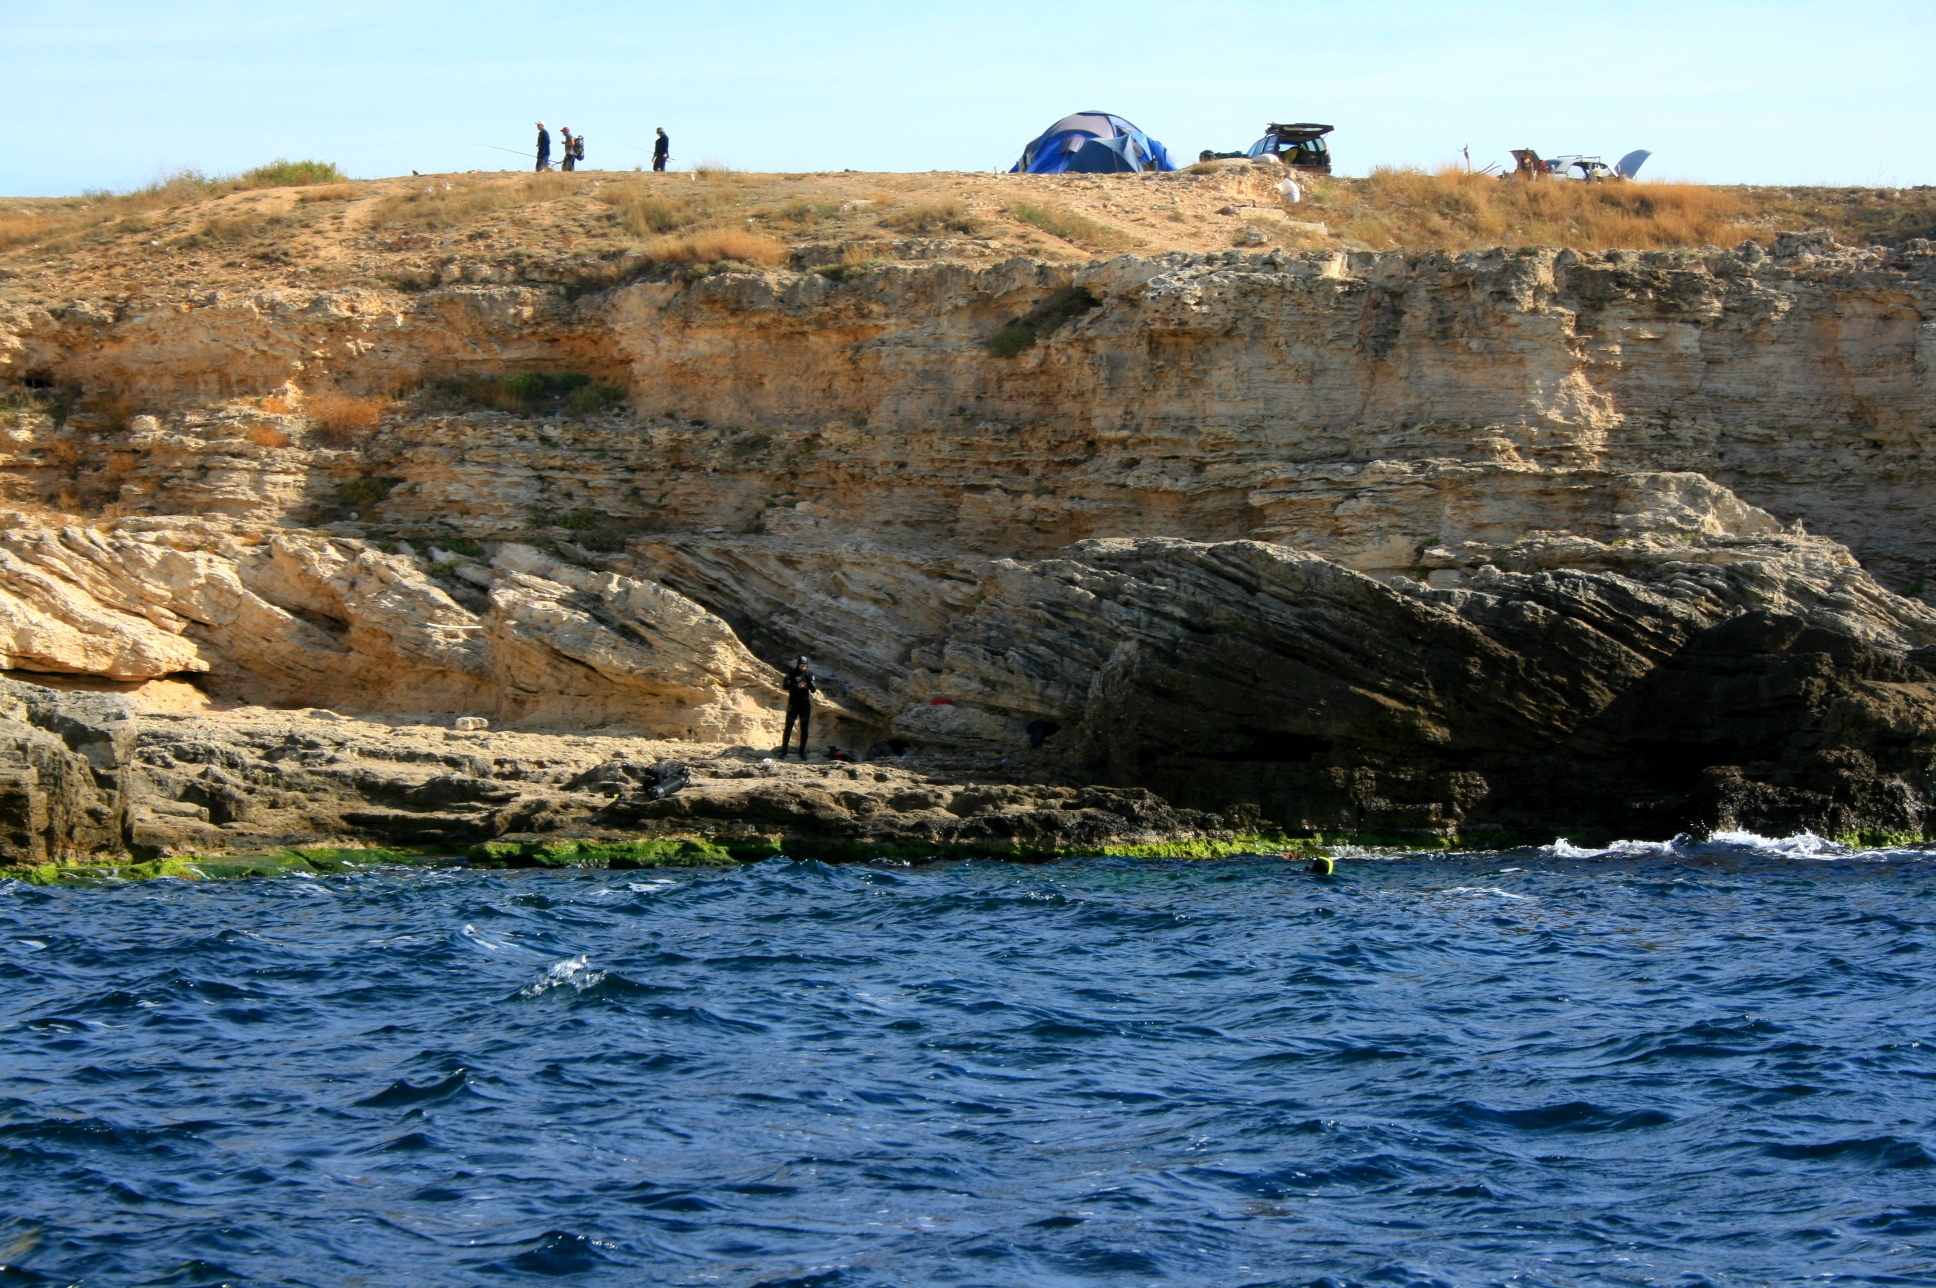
[652,127,670,172]
[780,657,817,759]
[535,121,552,172]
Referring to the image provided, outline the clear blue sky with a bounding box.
[5,0,1930,195]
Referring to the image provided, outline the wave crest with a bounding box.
[1541,830,1926,861]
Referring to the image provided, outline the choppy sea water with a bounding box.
[2,834,1933,1287]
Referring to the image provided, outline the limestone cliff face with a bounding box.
[2,237,1934,849]
[9,238,1934,580]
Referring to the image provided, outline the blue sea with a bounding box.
[3,835,1933,1286]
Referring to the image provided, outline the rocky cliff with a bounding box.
[2,232,1933,855]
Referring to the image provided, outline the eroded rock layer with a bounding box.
[2,237,1933,853]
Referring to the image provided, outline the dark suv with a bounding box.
[1200,123,1334,173]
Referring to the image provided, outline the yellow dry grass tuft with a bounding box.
[595,175,760,241]
[369,171,600,233]
[1308,168,1761,251]
[305,391,390,448]
[764,198,844,228]
[879,202,981,236]
[370,181,516,231]
[606,193,710,237]
[0,216,48,252]
[184,206,318,248]
[295,185,362,205]
[643,228,789,267]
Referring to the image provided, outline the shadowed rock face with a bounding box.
[635,524,1933,840]
[0,679,134,862]
[0,513,1928,848]
[978,539,1935,840]
[1,241,1933,853]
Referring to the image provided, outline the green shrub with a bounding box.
[423,372,626,417]
[446,537,485,557]
[1007,204,1138,252]
[334,475,402,508]
[526,508,600,531]
[568,382,628,414]
[2,383,82,424]
[238,159,347,188]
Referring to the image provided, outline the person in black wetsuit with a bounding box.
[652,127,670,172]
[535,121,552,172]
[780,656,817,758]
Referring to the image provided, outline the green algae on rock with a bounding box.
[3,846,449,885]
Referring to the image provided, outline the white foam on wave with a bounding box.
[1544,837,1677,860]
[1709,829,1841,857]
[459,922,516,952]
[1540,830,1926,862]
[457,924,556,962]
[1441,886,1534,901]
[520,954,607,998]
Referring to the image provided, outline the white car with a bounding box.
[1510,149,1652,180]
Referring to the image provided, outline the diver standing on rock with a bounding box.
[780,657,818,759]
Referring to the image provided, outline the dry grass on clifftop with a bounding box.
[643,228,790,267]
[3,164,1931,305]
[0,161,346,254]
[1310,168,1759,250]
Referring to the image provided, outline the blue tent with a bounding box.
[1011,112,1179,175]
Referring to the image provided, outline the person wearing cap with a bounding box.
[779,656,818,759]
[535,121,551,172]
